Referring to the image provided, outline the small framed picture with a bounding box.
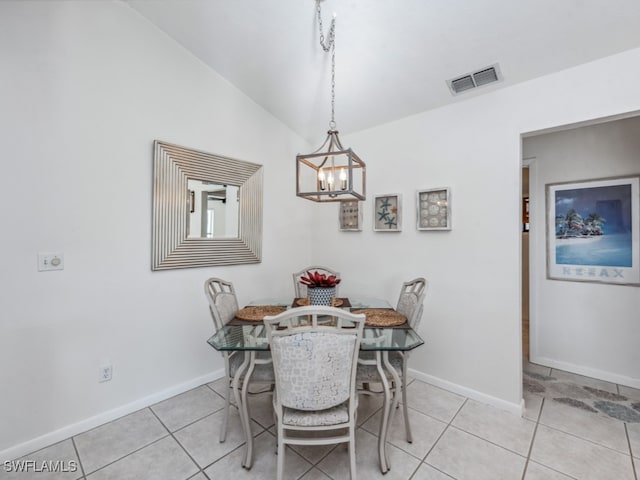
[374,194,402,232]
[417,188,451,230]
[339,200,363,231]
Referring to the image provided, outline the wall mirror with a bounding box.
[152,140,263,270]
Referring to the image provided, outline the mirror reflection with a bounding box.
[187,179,239,238]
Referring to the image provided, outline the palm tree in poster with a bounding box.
[559,209,584,237]
[585,212,606,235]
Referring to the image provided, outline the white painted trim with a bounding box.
[529,356,640,390]
[526,158,539,363]
[0,370,224,461]
[409,368,524,416]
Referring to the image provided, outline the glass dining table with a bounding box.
[206,297,424,474]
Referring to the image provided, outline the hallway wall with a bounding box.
[524,116,640,386]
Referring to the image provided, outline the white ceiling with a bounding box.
[124,0,640,143]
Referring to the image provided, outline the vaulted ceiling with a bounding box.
[124,0,640,143]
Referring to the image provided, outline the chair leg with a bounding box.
[401,357,413,443]
[276,424,285,480]
[241,360,256,469]
[219,375,231,443]
[349,430,357,480]
[376,355,391,473]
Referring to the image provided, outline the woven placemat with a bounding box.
[295,298,343,307]
[350,308,407,327]
[235,305,286,322]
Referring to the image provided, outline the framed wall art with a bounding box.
[373,194,402,232]
[417,188,451,231]
[339,200,363,231]
[546,175,639,286]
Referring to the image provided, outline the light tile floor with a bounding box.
[2,363,639,480]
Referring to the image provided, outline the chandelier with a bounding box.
[296,1,366,203]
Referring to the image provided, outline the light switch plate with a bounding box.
[38,253,64,271]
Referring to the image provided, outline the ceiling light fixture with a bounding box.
[296,1,366,203]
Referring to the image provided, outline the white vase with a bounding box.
[309,287,336,306]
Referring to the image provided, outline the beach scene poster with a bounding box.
[546,176,640,285]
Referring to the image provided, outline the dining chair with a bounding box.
[292,265,341,298]
[393,277,428,442]
[264,306,365,480]
[356,278,428,445]
[204,277,275,443]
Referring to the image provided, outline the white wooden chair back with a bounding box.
[396,277,428,329]
[204,277,239,331]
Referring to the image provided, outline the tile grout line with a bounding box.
[538,419,634,456]
[199,441,248,474]
[81,433,172,477]
[619,382,638,480]
[73,408,179,477]
[529,372,636,454]
[148,398,271,477]
[444,423,531,460]
[530,376,638,479]
[153,401,230,437]
[411,397,469,479]
[435,396,540,461]
[520,396,545,480]
[70,436,87,479]
[624,423,638,480]
[148,407,206,479]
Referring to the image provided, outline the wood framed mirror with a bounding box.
[152,140,263,270]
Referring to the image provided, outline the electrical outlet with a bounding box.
[38,253,64,271]
[99,364,112,383]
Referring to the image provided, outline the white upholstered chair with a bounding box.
[264,306,365,480]
[356,278,428,445]
[292,266,341,298]
[204,278,274,445]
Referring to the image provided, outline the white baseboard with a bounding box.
[1,369,224,461]
[529,355,640,390]
[409,368,524,417]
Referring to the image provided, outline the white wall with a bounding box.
[524,116,640,386]
[314,48,640,409]
[0,1,313,455]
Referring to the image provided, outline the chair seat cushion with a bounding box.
[283,399,356,427]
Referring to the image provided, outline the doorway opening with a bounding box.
[521,165,530,361]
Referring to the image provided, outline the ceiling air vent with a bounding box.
[447,63,502,95]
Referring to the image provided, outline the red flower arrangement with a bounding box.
[299,270,341,288]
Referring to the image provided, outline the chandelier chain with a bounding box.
[316,1,336,130]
